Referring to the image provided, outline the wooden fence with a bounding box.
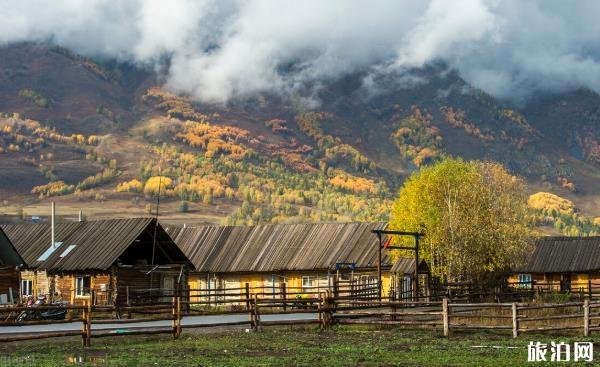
[4,289,600,346]
[20,280,600,308]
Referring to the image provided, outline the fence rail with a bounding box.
[4,287,600,346]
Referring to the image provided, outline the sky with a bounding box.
[2,0,600,103]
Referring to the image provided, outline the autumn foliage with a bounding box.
[528,192,575,215]
[390,158,532,284]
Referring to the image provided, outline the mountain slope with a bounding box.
[0,44,598,224]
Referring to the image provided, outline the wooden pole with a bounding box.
[245,283,250,311]
[511,303,518,338]
[414,235,420,300]
[584,299,590,337]
[588,279,592,299]
[442,297,449,337]
[282,282,287,312]
[333,273,339,299]
[253,294,261,331]
[318,292,323,329]
[376,232,382,301]
[86,301,91,347]
[81,303,87,346]
[177,295,182,338]
[172,296,177,339]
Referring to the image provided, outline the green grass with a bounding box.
[0,326,597,366]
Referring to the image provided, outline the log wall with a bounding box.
[0,266,19,303]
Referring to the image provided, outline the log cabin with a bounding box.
[510,236,600,294]
[166,222,429,300]
[2,218,192,305]
[0,227,24,304]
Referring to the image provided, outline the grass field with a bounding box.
[1,326,597,366]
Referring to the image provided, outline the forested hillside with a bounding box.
[0,43,598,229]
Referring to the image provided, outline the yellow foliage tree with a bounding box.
[329,173,376,193]
[116,179,143,193]
[144,176,173,196]
[528,192,575,215]
[390,158,532,284]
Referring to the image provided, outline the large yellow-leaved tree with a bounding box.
[390,158,533,285]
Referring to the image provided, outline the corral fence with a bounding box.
[17,279,598,308]
[2,291,600,347]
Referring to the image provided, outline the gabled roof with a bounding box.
[166,222,389,273]
[1,221,81,268]
[521,236,600,273]
[1,218,190,272]
[0,227,24,267]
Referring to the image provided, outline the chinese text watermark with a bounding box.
[528,341,593,362]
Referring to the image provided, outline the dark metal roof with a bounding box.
[1,221,80,267]
[0,227,24,267]
[521,236,600,273]
[166,222,390,273]
[1,218,190,272]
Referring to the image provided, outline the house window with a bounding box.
[21,279,33,296]
[339,273,351,281]
[75,276,91,297]
[517,274,532,289]
[302,276,315,290]
[360,275,378,287]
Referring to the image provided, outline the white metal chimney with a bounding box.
[78,210,83,222]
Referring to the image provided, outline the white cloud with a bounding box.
[2,0,600,102]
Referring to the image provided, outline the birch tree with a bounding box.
[390,158,532,285]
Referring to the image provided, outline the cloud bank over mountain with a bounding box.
[2,0,600,102]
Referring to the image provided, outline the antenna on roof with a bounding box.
[150,143,166,268]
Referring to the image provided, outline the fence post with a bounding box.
[318,292,324,329]
[281,282,287,312]
[589,279,593,300]
[177,295,182,338]
[442,297,449,337]
[248,295,254,329]
[172,296,177,339]
[333,275,339,299]
[325,290,334,328]
[245,283,250,311]
[512,303,518,338]
[126,286,130,306]
[87,301,92,347]
[253,294,262,331]
[81,304,87,347]
[584,299,590,337]
[81,301,92,347]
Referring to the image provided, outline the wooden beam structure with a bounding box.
[372,229,424,301]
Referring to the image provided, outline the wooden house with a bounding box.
[510,236,600,293]
[2,218,192,305]
[0,227,24,304]
[166,222,425,300]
